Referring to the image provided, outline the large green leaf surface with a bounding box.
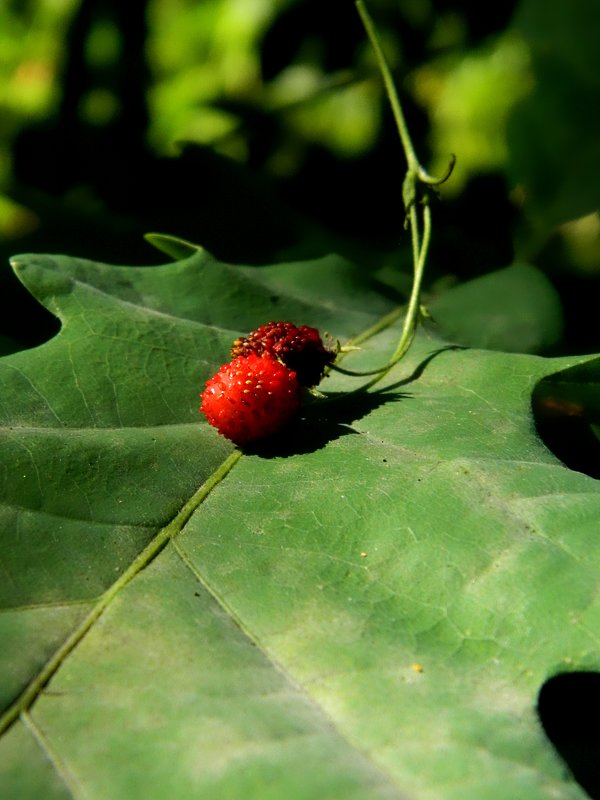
[1,249,599,799]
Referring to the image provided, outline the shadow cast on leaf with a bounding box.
[245,348,461,458]
[382,344,466,392]
[245,388,410,458]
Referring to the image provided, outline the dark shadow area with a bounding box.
[247,346,460,457]
[0,275,61,354]
[532,361,600,480]
[384,344,466,391]
[244,345,466,458]
[538,672,600,799]
[245,388,410,458]
[534,414,600,481]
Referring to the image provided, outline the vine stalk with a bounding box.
[331,1,453,388]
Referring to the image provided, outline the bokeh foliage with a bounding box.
[0,0,598,354]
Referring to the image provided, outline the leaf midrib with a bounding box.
[0,301,414,796]
[3,443,412,799]
[0,449,242,736]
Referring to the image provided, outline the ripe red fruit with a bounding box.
[231,321,335,387]
[200,354,301,445]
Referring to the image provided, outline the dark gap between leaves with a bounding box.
[538,672,600,799]
[532,367,600,480]
[534,414,600,480]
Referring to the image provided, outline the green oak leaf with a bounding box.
[0,248,599,799]
[428,263,564,353]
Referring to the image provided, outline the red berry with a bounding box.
[231,321,335,387]
[200,354,301,445]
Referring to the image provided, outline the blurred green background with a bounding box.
[0,0,599,354]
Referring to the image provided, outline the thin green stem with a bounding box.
[330,203,432,383]
[356,0,418,171]
[390,205,431,366]
[418,153,456,186]
[326,304,405,377]
[330,3,452,387]
[343,303,407,350]
[357,202,431,390]
[392,204,432,361]
[0,449,242,736]
[408,201,421,277]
